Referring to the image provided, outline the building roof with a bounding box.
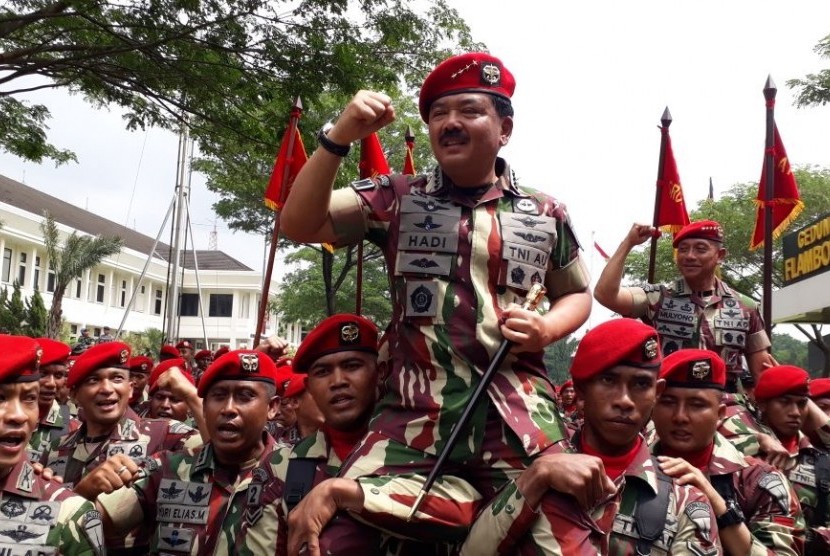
[0,174,252,272]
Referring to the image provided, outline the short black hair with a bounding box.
[491,95,514,118]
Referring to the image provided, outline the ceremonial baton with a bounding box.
[406,283,547,521]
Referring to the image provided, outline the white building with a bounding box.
[0,173,303,349]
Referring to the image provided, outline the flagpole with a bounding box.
[762,76,777,338]
[648,107,672,283]
[255,97,303,346]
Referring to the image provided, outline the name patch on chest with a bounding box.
[156,504,210,525]
[0,542,55,555]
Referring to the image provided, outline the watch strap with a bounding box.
[317,128,351,157]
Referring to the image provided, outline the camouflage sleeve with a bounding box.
[627,285,659,319]
[48,495,105,556]
[718,410,767,456]
[164,423,199,452]
[670,484,722,555]
[745,307,771,354]
[806,416,830,451]
[740,464,805,556]
[458,480,539,556]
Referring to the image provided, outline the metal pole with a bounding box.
[648,107,672,284]
[184,199,209,348]
[165,121,190,343]
[763,76,777,338]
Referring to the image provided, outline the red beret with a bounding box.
[571,319,662,381]
[660,349,726,390]
[810,378,830,400]
[561,379,574,390]
[418,52,515,122]
[36,337,70,367]
[149,358,194,393]
[68,341,131,388]
[176,340,194,350]
[0,336,41,383]
[194,349,213,361]
[673,220,724,248]
[197,350,278,397]
[293,314,379,374]
[282,373,307,399]
[159,345,179,360]
[128,355,154,374]
[755,365,810,401]
[213,346,230,359]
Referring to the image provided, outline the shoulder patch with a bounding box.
[684,501,713,543]
[377,175,391,187]
[351,178,376,191]
[758,471,790,513]
[81,508,105,554]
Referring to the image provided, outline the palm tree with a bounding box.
[41,212,124,338]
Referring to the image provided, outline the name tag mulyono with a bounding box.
[157,525,195,553]
[0,521,50,544]
[502,241,549,269]
[502,228,554,252]
[713,318,749,330]
[0,542,55,555]
[398,232,458,254]
[396,253,453,276]
[401,196,460,216]
[400,212,458,233]
[500,213,557,235]
[655,321,695,339]
[156,504,210,525]
[657,308,696,325]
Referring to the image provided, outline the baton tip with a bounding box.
[407,490,427,522]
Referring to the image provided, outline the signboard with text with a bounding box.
[783,211,830,285]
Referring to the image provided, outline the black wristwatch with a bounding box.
[716,499,745,529]
[317,125,351,157]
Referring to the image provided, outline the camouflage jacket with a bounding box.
[28,400,79,463]
[654,432,805,555]
[0,458,104,555]
[264,422,303,448]
[718,398,771,456]
[97,434,278,555]
[459,434,722,555]
[630,277,770,378]
[328,160,588,458]
[41,407,199,486]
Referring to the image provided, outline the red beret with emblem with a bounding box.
[561,379,574,390]
[293,314,379,374]
[197,349,278,397]
[418,52,515,122]
[213,346,230,359]
[810,378,830,400]
[176,340,194,350]
[36,337,71,368]
[755,365,810,401]
[194,349,213,361]
[67,341,131,388]
[660,349,726,390]
[274,359,293,396]
[282,373,307,399]
[570,319,662,381]
[673,220,725,248]
[159,344,179,361]
[128,355,154,375]
[0,335,42,383]
[149,357,194,393]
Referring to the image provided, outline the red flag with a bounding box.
[749,124,804,250]
[655,127,690,233]
[403,135,416,175]
[359,133,390,179]
[263,122,307,211]
[594,241,610,261]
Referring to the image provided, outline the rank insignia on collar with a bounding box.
[642,338,659,360]
[340,323,360,344]
[690,360,711,380]
[480,63,501,86]
[16,463,33,492]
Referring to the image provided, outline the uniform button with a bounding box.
[505,504,515,514]
[371,488,380,495]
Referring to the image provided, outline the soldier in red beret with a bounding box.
[282,51,592,550]
[652,349,804,555]
[193,349,213,381]
[146,358,196,424]
[810,378,830,417]
[127,354,154,414]
[0,335,105,554]
[595,220,774,389]
[76,349,281,554]
[28,337,78,462]
[159,344,179,362]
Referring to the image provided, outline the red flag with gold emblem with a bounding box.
[403,134,416,175]
[749,124,804,250]
[263,121,307,211]
[655,127,690,233]
[359,133,391,179]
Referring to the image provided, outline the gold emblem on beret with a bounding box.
[691,360,711,380]
[340,323,360,344]
[239,353,259,374]
[480,63,501,86]
[119,349,129,364]
[35,348,43,370]
[642,338,658,360]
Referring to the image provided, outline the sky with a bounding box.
[2,0,830,330]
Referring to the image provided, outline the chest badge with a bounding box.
[516,199,536,213]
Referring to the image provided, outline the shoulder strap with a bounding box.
[813,451,830,526]
[284,457,318,511]
[635,459,672,555]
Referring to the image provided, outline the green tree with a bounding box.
[122,328,164,358]
[25,288,47,337]
[5,281,27,334]
[543,334,578,384]
[41,212,123,338]
[788,34,830,108]
[771,332,809,369]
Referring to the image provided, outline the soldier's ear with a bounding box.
[267,395,279,421]
[500,116,513,146]
[717,403,726,420]
[654,378,666,398]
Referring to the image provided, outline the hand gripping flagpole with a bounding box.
[406,283,547,521]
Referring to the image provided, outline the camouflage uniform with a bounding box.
[264,422,302,447]
[97,434,279,555]
[0,458,104,555]
[630,277,770,381]
[326,161,589,538]
[460,433,721,555]
[28,399,79,463]
[718,403,771,458]
[654,432,805,555]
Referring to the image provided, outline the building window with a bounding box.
[154,289,163,315]
[46,261,56,293]
[1,249,10,283]
[96,274,105,303]
[75,279,82,299]
[33,256,41,290]
[208,294,233,317]
[179,293,200,317]
[17,253,26,285]
[120,280,127,308]
[238,293,250,318]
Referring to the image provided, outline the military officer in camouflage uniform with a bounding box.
[76,349,282,555]
[278,373,324,444]
[460,318,721,555]
[145,358,196,425]
[28,337,78,463]
[652,349,804,555]
[595,220,774,387]
[282,51,593,553]
[127,355,153,414]
[0,335,104,555]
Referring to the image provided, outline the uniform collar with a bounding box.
[290,429,329,461]
[0,459,45,499]
[114,407,142,441]
[619,434,663,495]
[424,157,525,202]
[194,432,277,476]
[703,432,748,476]
[40,399,64,427]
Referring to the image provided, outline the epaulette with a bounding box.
[640,283,662,293]
[350,174,392,192]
